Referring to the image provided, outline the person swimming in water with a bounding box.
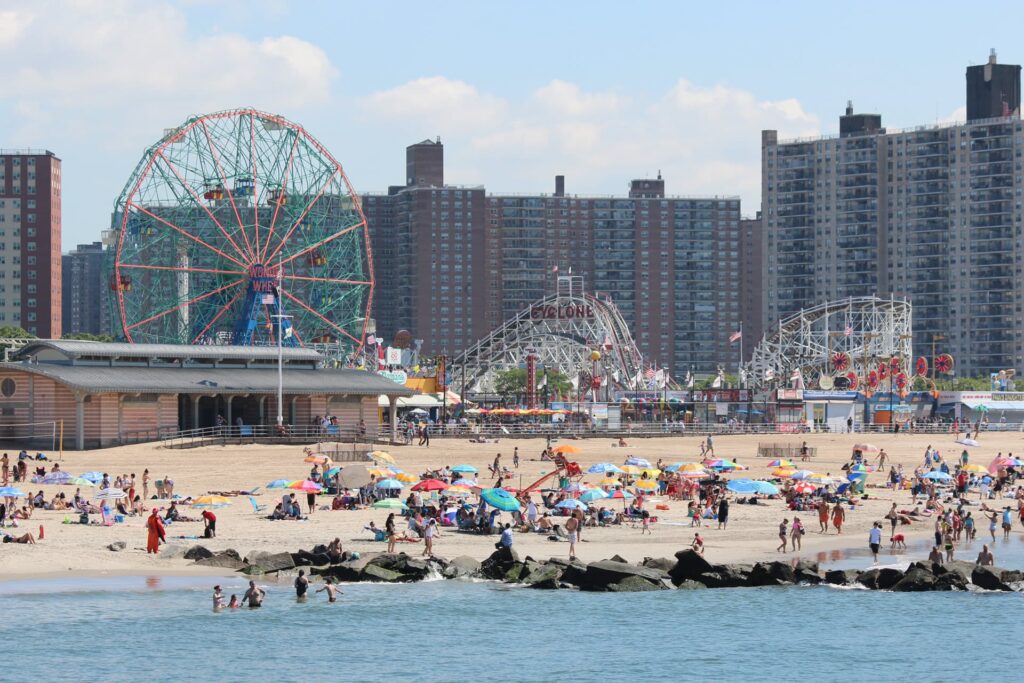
[242,580,266,608]
[295,569,309,601]
[316,577,341,603]
[212,585,225,610]
[228,595,239,609]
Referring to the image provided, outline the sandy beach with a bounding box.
[1,429,1017,579]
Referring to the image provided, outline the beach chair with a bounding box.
[248,496,267,514]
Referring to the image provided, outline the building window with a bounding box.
[0,378,14,397]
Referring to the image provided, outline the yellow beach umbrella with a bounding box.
[368,450,397,465]
[598,477,620,486]
[962,463,987,474]
[192,495,231,506]
[395,472,418,483]
[639,468,661,477]
[367,467,393,478]
[633,479,658,490]
[621,465,643,474]
[772,467,796,478]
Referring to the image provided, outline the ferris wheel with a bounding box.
[107,108,373,349]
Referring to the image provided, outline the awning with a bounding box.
[378,394,443,409]
[969,400,1024,412]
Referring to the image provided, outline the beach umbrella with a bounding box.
[727,479,758,493]
[367,467,394,478]
[372,499,408,510]
[192,495,231,507]
[848,464,873,473]
[852,443,880,453]
[69,477,96,487]
[598,477,620,486]
[367,450,397,465]
[445,485,472,497]
[621,465,644,474]
[555,499,589,510]
[41,471,72,485]
[562,482,589,493]
[633,479,658,490]
[579,488,610,503]
[771,467,796,478]
[587,463,624,474]
[807,475,838,485]
[663,463,685,473]
[79,471,103,484]
[394,472,418,483]
[480,487,521,512]
[94,488,127,500]
[288,480,324,492]
[324,466,343,479]
[374,478,404,489]
[962,464,988,474]
[303,454,332,465]
[768,459,795,468]
[267,479,291,489]
[789,470,816,480]
[922,471,953,481]
[411,479,448,492]
[0,487,26,497]
[974,404,990,413]
[956,438,980,447]
[552,445,581,455]
[625,456,651,468]
[607,489,635,500]
[451,464,478,474]
[792,482,817,494]
[751,481,780,495]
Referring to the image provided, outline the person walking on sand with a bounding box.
[423,518,437,557]
[566,513,580,560]
[886,503,898,541]
[817,499,829,533]
[316,578,340,603]
[717,497,729,530]
[790,516,804,550]
[831,502,845,535]
[145,508,165,554]
[513,447,520,469]
[777,518,789,552]
[868,522,882,563]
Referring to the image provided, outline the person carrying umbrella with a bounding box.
[146,507,165,554]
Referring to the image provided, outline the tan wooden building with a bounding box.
[0,340,413,449]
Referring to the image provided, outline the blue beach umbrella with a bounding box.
[923,471,953,482]
[79,471,103,484]
[556,499,589,510]
[0,487,26,497]
[324,467,343,479]
[480,487,521,512]
[451,464,478,474]
[587,463,624,474]
[726,479,758,494]
[625,457,651,468]
[375,478,404,489]
[579,489,610,503]
[267,479,291,489]
[42,471,72,485]
[751,481,780,495]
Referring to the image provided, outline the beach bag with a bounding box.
[79,513,89,525]
[203,527,213,539]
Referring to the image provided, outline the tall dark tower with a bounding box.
[405,138,444,187]
[966,49,1021,120]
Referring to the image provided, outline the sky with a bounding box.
[2,0,1023,247]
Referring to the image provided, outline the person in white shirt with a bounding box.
[868,522,883,563]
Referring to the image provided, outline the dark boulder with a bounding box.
[893,565,937,592]
[314,554,374,582]
[480,547,520,580]
[1000,569,1024,584]
[971,566,1012,591]
[793,560,822,584]
[360,564,405,583]
[642,557,676,572]
[675,579,708,590]
[607,575,667,592]
[608,554,629,564]
[857,567,903,590]
[694,564,750,588]
[246,551,295,573]
[183,545,213,561]
[578,560,668,592]
[747,561,796,587]
[668,549,714,585]
[549,558,588,587]
[195,552,247,571]
[291,550,331,568]
[522,564,562,587]
[933,571,968,591]
[824,569,858,586]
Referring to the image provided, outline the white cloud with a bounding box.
[0,1,337,132]
[359,77,507,131]
[0,9,33,46]
[533,80,626,117]
[363,76,819,208]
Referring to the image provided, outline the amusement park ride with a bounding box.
[105,109,374,353]
[744,296,956,399]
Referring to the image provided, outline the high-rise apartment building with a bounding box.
[62,242,109,336]
[0,150,61,337]
[739,213,765,360]
[364,143,741,375]
[763,53,1024,377]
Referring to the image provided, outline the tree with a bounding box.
[0,326,34,339]
[493,368,574,402]
[62,332,114,342]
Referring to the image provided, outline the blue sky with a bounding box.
[1,0,1021,247]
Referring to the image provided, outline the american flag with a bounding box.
[729,329,742,343]
[643,367,656,381]
[261,293,275,305]
[844,324,852,336]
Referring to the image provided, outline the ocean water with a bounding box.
[1,571,1021,682]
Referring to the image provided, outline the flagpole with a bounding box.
[738,321,743,388]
